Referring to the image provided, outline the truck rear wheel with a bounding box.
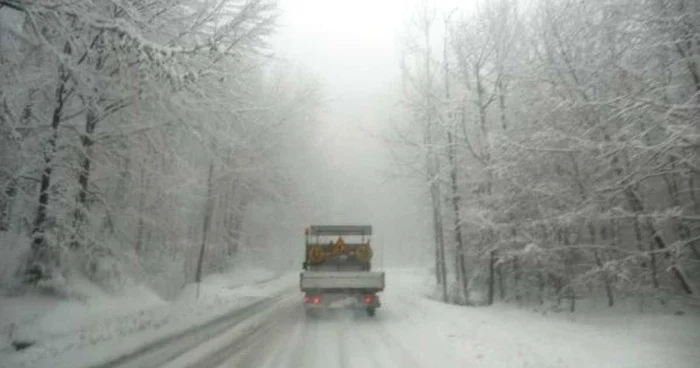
[366,307,375,317]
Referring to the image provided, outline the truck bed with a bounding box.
[300,271,385,292]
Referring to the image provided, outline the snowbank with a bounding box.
[0,275,166,345]
[382,267,700,368]
[0,267,294,368]
[176,267,278,303]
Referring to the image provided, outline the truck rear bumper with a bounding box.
[303,293,381,310]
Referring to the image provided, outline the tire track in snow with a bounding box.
[209,301,311,368]
[364,316,424,368]
[257,312,307,368]
[374,323,424,368]
[220,298,424,368]
[334,309,415,368]
[362,332,387,368]
[181,294,300,368]
[284,316,314,368]
[88,293,292,368]
[336,317,349,368]
[370,292,426,367]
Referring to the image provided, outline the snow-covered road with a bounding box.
[224,302,435,368]
[176,269,700,368]
[4,268,699,368]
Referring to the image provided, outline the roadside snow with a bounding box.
[0,278,167,356]
[381,268,700,368]
[0,267,295,368]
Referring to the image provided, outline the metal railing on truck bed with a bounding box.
[305,225,372,236]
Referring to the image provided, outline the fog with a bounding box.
[264,0,443,267]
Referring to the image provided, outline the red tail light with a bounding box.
[364,295,374,304]
[313,295,321,304]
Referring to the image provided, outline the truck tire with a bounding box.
[366,307,375,317]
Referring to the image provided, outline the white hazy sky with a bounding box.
[272,0,467,97]
[272,0,409,97]
[268,0,468,266]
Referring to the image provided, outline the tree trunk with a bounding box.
[632,212,656,287]
[444,56,467,303]
[195,163,215,299]
[553,274,563,307]
[227,200,247,257]
[497,77,507,131]
[559,228,576,312]
[2,92,33,232]
[70,110,98,249]
[0,178,16,232]
[430,184,447,301]
[663,158,700,259]
[537,262,545,305]
[135,166,146,253]
[27,66,69,282]
[513,256,521,303]
[594,249,614,307]
[589,223,614,306]
[689,176,700,215]
[487,250,496,305]
[421,6,447,303]
[497,256,505,301]
[434,239,442,285]
[567,253,576,313]
[633,198,694,294]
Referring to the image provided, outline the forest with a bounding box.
[395,0,700,308]
[0,0,320,298]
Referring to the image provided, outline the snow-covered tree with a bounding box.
[0,0,321,298]
[392,0,699,308]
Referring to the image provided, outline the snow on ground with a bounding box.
[3,266,699,368]
[0,267,295,368]
[222,267,700,368]
[382,268,700,368]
